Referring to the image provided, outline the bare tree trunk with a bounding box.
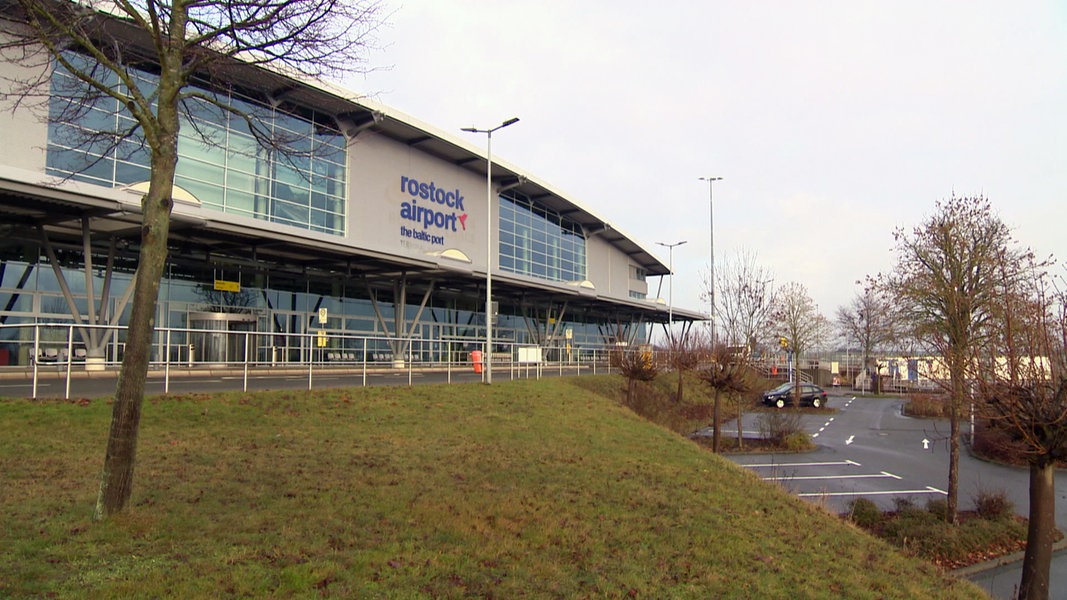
[94,89,180,520]
[676,368,684,403]
[792,353,801,409]
[944,360,965,524]
[1019,461,1056,600]
[736,400,743,450]
[946,388,960,524]
[712,389,721,452]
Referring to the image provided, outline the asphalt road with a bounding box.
[724,393,1067,598]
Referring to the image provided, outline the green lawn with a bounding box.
[1,376,982,598]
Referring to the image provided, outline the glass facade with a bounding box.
[46,52,347,235]
[499,192,586,283]
[0,256,623,367]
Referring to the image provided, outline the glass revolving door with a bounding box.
[188,312,258,366]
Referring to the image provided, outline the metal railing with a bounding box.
[0,323,618,399]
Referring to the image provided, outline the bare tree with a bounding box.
[1,0,383,519]
[882,195,1033,524]
[974,259,1062,600]
[836,286,898,392]
[698,341,755,452]
[665,331,706,404]
[711,248,776,352]
[611,346,660,406]
[771,281,825,407]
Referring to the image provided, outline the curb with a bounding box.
[952,539,1067,578]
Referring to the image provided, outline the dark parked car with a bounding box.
[762,382,828,409]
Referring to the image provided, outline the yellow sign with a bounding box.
[317,330,327,347]
[214,279,240,293]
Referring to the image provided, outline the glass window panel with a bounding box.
[178,156,225,185]
[226,170,255,194]
[175,175,221,205]
[81,105,118,133]
[225,149,257,175]
[114,161,149,184]
[225,190,256,215]
[77,156,115,183]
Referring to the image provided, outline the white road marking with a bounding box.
[798,486,947,498]
[762,472,900,482]
[743,459,861,468]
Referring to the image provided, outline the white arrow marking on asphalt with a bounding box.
[845,435,855,445]
[743,460,861,468]
[922,438,930,450]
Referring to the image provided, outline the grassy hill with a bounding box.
[1,376,982,598]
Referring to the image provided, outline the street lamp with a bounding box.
[699,176,722,344]
[656,240,687,341]
[461,117,519,384]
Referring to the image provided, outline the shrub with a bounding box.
[892,497,920,516]
[904,393,947,418]
[756,410,803,445]
[877,504,1027,566]
[925,497,948,520]
[974,488,1014,521]
[781,432,814,452]
[847,498,883,529]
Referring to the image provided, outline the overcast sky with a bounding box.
[353,1,1067,327]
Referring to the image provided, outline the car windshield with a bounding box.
[770,383,792,394]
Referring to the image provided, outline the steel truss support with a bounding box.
[37,218,137,363]
[366,274,435,365]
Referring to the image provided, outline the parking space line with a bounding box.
[761,472,900,482]
[743,459,861,468]
[798,486,947,498]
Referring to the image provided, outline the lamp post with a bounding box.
[699,176,722,344]
[462,117,519,384]
[656,240,687,341]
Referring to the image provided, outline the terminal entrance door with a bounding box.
[188,312,258,365]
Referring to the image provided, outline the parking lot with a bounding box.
[728,395,952,513]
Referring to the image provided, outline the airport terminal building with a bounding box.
[0,16,702,371]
